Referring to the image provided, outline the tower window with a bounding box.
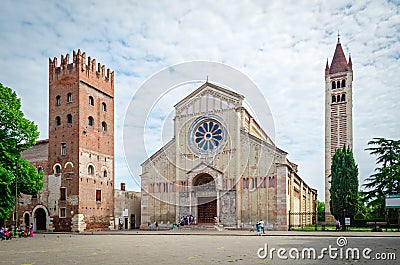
[331,82,336,90]
[56,116,61,126]
[88,116,94,126]
[60,187,66,201]
[337,80,341,88]
[89,96,94,106]
[88,165,94,175]
[61,143,67,156]
[59,207,66,218]
[102,102,107,112]
[56,95,61,105]
[341,94,346,102]
[341,80,346,87]
[337,95,340,102]
[103,170,107,178]
[332,95,336,103]
[67,93,72,103]
[102,122,107,131]
[67,114,72,124]
[96,190,102,202]
[54,165,61,174]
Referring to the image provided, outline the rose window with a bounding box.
[188,116,227,156]
[194,121,223,151]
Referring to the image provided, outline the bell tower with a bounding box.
[324,36,353,222]
[48,50,114,231]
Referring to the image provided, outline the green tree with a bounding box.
[317,201,325,221]
[329,146,359,229]
[0,83,44,219]
[363,138,400,216]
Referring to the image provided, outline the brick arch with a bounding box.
[100,166,109,178]
[53,163,62,174]
[32,205,50,231]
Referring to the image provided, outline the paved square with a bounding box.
[0,232,399,264]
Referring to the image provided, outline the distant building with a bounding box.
[324,37,354,223]
[140,82,317,230]
[15,50,115,232]
[114,183,141,230]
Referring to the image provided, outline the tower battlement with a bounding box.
[49,49,114,86]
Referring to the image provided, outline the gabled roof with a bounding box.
[329,39,351,74]
[174,81,244,109]
[187,161,223,175]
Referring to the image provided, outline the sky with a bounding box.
[0,0,399,201]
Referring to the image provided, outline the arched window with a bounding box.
[88,116,94,126]
[103,170,107,178]
[56,116,61,126]
[102,102,107,112]
[332,95,336,103]
[89,96,94,106]
[341,94,346,102]
[56,95,61,105]
[88,165,94,175]
[67,93,72,103]
[331,82,336,89]
[341,80,346,87]
[337,80,341,88]
[337,95,341,102]
[102,122,107,131]
[67,114,72,124]
[55,165,61,174]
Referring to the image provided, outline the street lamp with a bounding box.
[13,163,18,235]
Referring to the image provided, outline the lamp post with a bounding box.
[13,163,18,235]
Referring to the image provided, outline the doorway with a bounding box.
[197,197,217,223]
[130,214,135,229]
[24,213,30,228]
[35,208,46,230]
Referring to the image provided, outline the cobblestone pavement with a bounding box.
[0,231,399,265]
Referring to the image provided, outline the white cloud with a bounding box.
[0,0,399,200]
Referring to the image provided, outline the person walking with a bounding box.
[259,219,265,234]
[29,223,34,237]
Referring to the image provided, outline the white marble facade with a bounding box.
[141,82,317,230]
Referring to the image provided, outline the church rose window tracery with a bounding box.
[194,120,223,151]
[188,115,227,156]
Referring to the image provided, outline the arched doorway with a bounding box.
[193,173,217,223]
[35,208,47,230]
[24,213,30,228]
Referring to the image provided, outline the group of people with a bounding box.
[147,221,159,230]
[179,215,195,226]
[250,219,265,235]
[1,223,34,240]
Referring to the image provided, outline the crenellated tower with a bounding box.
[48,50,114,231]
[324,37,353,222]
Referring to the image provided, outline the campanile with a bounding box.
[324,37,353,220]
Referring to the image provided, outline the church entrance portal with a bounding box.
[193,173,217,223]
[35,208,46,230]
[197,197,217,223]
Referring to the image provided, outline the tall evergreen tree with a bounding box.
[329,146,359,228]
[363,138,400,215]
[0,83,44,219]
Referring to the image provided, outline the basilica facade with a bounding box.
[141,82,317,230]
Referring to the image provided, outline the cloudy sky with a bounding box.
[0,0,399,200]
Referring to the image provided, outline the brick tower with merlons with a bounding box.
[324,36,353,224]
[48,50,114,231]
